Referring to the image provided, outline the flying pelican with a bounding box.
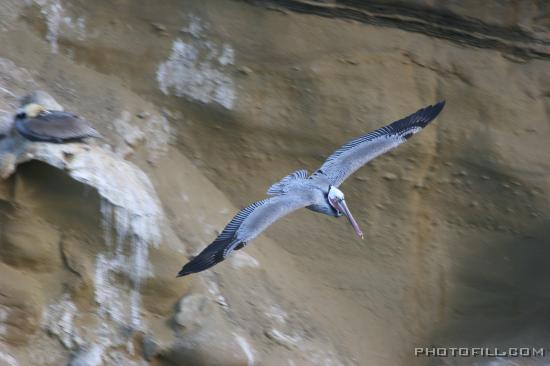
[178,101,445,277]
[14,103,102,143]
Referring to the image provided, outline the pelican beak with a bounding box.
[335,199,364,239]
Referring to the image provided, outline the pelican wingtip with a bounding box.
[433,100,446,113]
[176,269,189,278]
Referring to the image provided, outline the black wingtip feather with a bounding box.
[413,100,446,128]
[176,259,207,277]
[390,100,446,135]
[429,100,446,120]
[177,257,199,277]
[176,257,214,277]
[177,199,273,277]
[176,237,238,277]
[176,268,191,277]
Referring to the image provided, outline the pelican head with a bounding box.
[327,186,364,239]
[16,103,46,119]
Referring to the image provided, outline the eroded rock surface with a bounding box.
[0,1,549,366]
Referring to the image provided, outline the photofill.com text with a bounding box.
[415,347,545,357]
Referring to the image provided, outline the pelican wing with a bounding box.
[177,193,315,276]
[316,101,445,187]
[16,111,101,142]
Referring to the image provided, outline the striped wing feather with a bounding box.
[177,193,314,277]
[317,101,445,186]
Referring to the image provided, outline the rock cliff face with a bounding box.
[0,1,549,365]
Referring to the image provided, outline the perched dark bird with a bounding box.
[14,103,102,143]
[178,101,446,277]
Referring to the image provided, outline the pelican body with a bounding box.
[178,101,446,277]
[15,103,101,143]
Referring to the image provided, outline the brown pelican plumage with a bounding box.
[14,103,102,143]
[178,101,446,277]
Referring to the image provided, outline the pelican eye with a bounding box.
[15,108,26,118]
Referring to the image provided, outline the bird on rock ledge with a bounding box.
[14,102,101,143]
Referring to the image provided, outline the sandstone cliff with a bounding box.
[0,1,549,365]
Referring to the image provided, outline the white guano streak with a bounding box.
[234,333,255,366]
[16,143,163,332]
[34,0,86,54]
[156,16,236,109]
